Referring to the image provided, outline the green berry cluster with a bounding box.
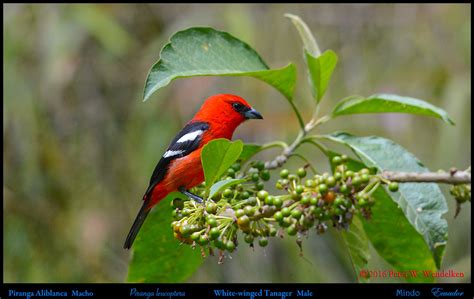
[450,183,471,204]
[170,156,399,259]
[171,160,274,254]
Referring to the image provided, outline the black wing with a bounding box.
[124,120,209,249]
[143,121,209,198]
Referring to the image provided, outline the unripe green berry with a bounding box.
[341,155,348,162]
[235,209,245,218]
[269,226,277,237]
[274,211,284,222]
[281,207,291,217]
[287,224,297,236]
[191,231,201,241]
[255,161,265,171]
[291,191,301,200]
[265,195,274,205]
[198,235,209,245]
[231,163,241,172]
[237,215,250,227]
[257,190,269,200]
[305,179,316,188]
[358,198,368,207]
[318,184,328,194]
[361,174,370,184]
[260,169,271,181]
[340,184,349,194]
[207,217,218,227]
[388,182,399,192]
[332,156,342,165]
[281,217,292,227]
[226,240,236,251]
[280,169,289,179]
[334,172,342,181]
[286,174,297,182]
[259,237,268,247]
[334,196,345,207]
[345,170,354,178]
[300,196,310,205]
[244,206,255,216]
[295,185,304,194]
[206,202,218,214]
[241,191,250,199]
[223,188,234,198]
[179,225,192,237]
[273,197,283,208]
[326,176,336,187]
[209,227,220,239]
[211,240,221,249]
[275,182,284,190]
[352,176,362,187]
[310,197,318,206]
[291,209,302,219]
[246,197,257,206]
[172,198,184,209]
[251,173,260,182]
[297,168,307,178]
[360,168,370,175]
[255,182,265,191]
[244,234,254,244]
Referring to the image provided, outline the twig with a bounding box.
[381,170,471,185]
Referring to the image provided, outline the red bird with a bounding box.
[124,94,263,249]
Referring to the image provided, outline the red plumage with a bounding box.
[124,94,262,249]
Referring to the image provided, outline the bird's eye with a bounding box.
[232,102,244,111]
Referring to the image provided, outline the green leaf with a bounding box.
[323,132,448,269]
[284,13,321,56]
[201,139,243,193]
[341,216,371,283]
[331,94,454,125]
[143,27,296,101]
[327,150,436,282]
[127,193,204,282]
[305,50,338,103]
[239,143,262,162]
[285,14,337,103]
[209,178,247,199]
[364,187,436,282]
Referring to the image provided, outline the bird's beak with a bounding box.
[244,108,263,120]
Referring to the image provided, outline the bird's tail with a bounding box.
[124,200,151,249]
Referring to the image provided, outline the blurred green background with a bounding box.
[3,4,471,283]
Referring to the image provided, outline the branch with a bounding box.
[263,100,470,186]
[381,170,471,185]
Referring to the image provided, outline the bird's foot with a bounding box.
[178,187,204,203]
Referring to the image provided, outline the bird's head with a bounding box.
[194,94,263,130]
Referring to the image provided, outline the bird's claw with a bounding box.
[178,187,204,204]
